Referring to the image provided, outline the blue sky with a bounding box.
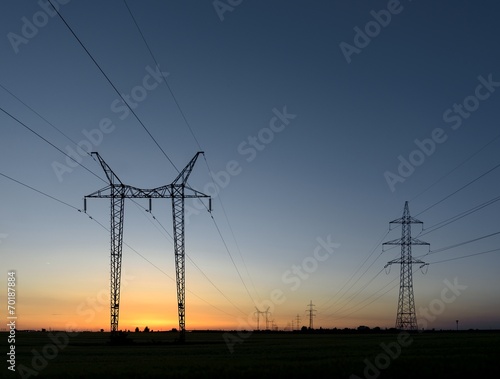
[1,0,499,331]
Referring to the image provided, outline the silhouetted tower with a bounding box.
[85,152,210,342]
[254,307,264,330]
[295,314,301,330]
[263,307,271,330]
[168,152,210,342]
[306,300,316,329]
[85,153,125,336]
[383,201,429,331]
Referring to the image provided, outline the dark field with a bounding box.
[2,330,500,378]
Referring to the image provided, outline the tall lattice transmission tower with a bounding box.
[306,300,316,329]
[85,152,209,342]
[383,201,429,331]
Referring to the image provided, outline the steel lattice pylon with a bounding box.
[110,193,125,334]
[383,201,429,331]
[85,152,209,342]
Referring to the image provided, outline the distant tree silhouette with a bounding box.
[135,327,139,333]
[143,326,150,333]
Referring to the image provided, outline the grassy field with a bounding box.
[2,330,500,378]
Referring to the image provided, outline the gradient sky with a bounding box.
[1,0,499,332]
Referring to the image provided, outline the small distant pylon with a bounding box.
[254,307,263,330]
[264,307,271,330]
[306,300,316,329]
[295,314,301,330]
[383,201,429,331]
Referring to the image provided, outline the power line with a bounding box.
[47,0,179,173]
[0,172,80,211]
[127,185,250,318]
[0,170,239,320]
[209,211,257,307]
[2,74,231,311]
[415,161,500,217]
[186,255,248,317]
[416,231,500,259]
[323,269,402,322]
[318,221,403,313]
[123,0,258,303]
[84,210,240,320]
[122,0,203,152]
[410,131,500,202]
[122,0,260,304]
[319,230,389,313]
[131,202,249,317]
[322,241,500,323]
[0,105,104,183]
[318,174,499,324]
[0,82,82,150]
[320,243,496,323]
[417,195,500,237]
[204,169,262,302]
[319,192,498,323]
[322,267,386,318]
[428,248,500,265]
[1,91,245,323]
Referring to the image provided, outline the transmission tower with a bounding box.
[383,201,429,331]
[306,300,316,329]
[295,314,301,330]
[85,152,209,342]
[263,307,271,330]
[254,307,263,330]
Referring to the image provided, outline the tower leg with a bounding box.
[110,194,125,336]
[172,190,186,342]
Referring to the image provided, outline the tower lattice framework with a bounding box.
[383,201,429,331]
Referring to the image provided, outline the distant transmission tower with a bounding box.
[383,201,429,331]
[306,300,316,329]
[295,314,301,330]
[254,307,263,330]
[263,307,271,330]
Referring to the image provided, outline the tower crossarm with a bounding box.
[388,216,424,225]
[383,237,430,246]
[385,257,428,268]
[183,186,210,199]
[410,238,430,246]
